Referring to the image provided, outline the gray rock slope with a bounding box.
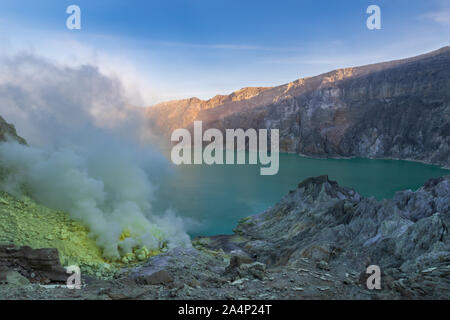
[95,174,449,300]
[225,174,450,298]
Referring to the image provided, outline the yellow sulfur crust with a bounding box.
[0,191,160,278]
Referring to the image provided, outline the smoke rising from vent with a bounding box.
[0,53,191,259]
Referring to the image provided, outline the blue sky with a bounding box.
[0,0,449,103]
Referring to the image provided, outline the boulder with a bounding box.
[4,271,30,286]
[225,254,254,272]
[135,269,174,285]
[0,244,67,283]
[238,262,266,280]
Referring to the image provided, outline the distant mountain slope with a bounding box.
[0,116,26,145]
[145,86,272,137]
[145,47,450,167]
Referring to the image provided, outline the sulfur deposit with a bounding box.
[0,190,160,278]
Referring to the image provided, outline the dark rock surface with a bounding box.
[0,244,67,284]
[228,174,450,298]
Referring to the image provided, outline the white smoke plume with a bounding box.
[0,53,191,259]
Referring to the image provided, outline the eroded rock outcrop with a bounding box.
[0,244,67,284]
[225,174,450,298]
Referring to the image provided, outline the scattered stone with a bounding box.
[238,262,266,280]
[5,271,30,286]
[135,269,173,285]
[343,279,352,285]
[421,267,437,273]
[317,260,330,271]
[317,286,330,291]
[292,287,304,291]
[231,278,247,286]
[225,254,254,273]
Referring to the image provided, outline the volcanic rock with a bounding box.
[0,244,67,283]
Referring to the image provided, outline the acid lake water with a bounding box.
[152,153,449,237]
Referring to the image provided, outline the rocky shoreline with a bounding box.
[1,174,448,300]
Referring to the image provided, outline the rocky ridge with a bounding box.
[146,47,450,167]
[0,116,26,145]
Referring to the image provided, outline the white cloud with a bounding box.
[421,10,450,26]
[139,39,303,52]
[0,52,194,259]
[0,53,147,147]
[0,25,170,106]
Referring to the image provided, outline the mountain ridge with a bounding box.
[145,46,450,167]
[0,116,26,145]
[149,46,450,113]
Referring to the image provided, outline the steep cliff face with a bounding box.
[0,116,26,145]
[145,47,450,167]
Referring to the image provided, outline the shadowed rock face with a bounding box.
[0,116,26,145]
[0,245,67,284]
[225,174,450,298]
[145,47,450,167]
[233,175,449,269]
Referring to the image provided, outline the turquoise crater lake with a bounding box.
[152,154,449,237]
